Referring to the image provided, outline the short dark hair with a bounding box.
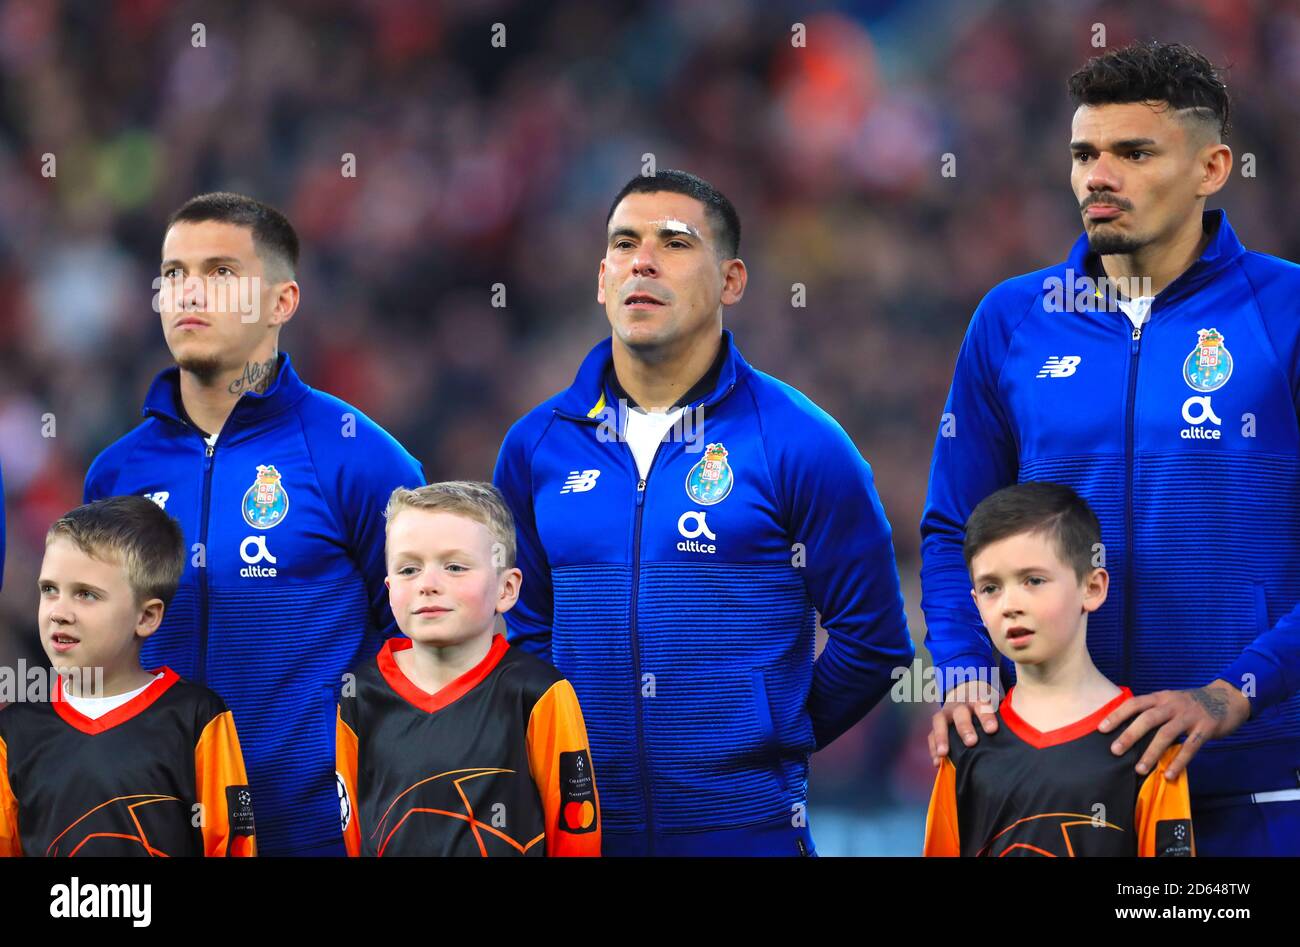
[606,169,741,258]
[1068,41,1230,139]
[165,192,300,279]
[47,496,186,606]
[963,482,1101,581]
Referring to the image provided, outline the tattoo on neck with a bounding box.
[229,356,278,396]
[1190,686,1229,720]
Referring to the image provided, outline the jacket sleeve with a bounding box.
[330,417,425,639]
[525,679,601,856]
[1134,745,1195,857]
[919,289,1023,697]
[0,733,21,857]
[493,416,554,662]
[336,701,362,857]
[768,395,914,750]
[1218,611,1300,713]
[1218,256,1300,711]
[923,757,961,856]
[194,708,257,856]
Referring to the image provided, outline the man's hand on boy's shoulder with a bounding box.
[929,680,1001,767]
[1098,680,1252,780]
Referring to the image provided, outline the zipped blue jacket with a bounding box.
[921,210,1300,798]
[84,353,424,855]
[493,328,913,856]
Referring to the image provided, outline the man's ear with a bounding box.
[597,258,606,305]
[720,257,747,307]
[269,279,300,329]
[1196,142,1233,199]
[136,598,166,640]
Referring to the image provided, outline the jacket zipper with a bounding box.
[630,471,655,852]
[625,415,689,854]
[198,438,216,684]
[556,380,736,851]
[552,407,663,847]
[1123,323,1142,684]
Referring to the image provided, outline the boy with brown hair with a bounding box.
[924,482,1192,857]
[0,496,256,856]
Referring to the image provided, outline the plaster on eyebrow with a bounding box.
[652,218,700,237]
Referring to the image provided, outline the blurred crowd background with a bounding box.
[0,0,1293,854]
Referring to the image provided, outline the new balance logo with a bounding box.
[561,470,601,494]
[1037,356,1081,378]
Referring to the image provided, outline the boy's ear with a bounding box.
[136,599,166,640]
[384,576,391,591]
[496,567,522,615]
[1081,567,1109,613]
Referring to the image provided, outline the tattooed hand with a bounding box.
[229,356,278,396]
[1096,679,1252,780]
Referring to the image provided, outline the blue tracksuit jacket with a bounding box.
[84,353,425,854]
[921,210,1300,799]
[493,328,914,855]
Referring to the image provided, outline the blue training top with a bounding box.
[85,353,425,854]
[922,210,1300,799]
[494,328,914,855]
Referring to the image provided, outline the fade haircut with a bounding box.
[606,169,741,259]
[1067,41,1231,140]
[166,191,300,280]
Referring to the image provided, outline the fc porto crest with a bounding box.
[685,442,734,506]
[242,464,290,529]
[1183,327,1233,392]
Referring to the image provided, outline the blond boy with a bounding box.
[335,482,600,856]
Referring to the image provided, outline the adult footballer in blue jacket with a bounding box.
[84,194,425,856]
[493,170,913,856]
[921,42,1300,855]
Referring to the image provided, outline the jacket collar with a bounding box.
[1066,208,1245,309]
[142,352,310,433]
[556,328,749,421]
